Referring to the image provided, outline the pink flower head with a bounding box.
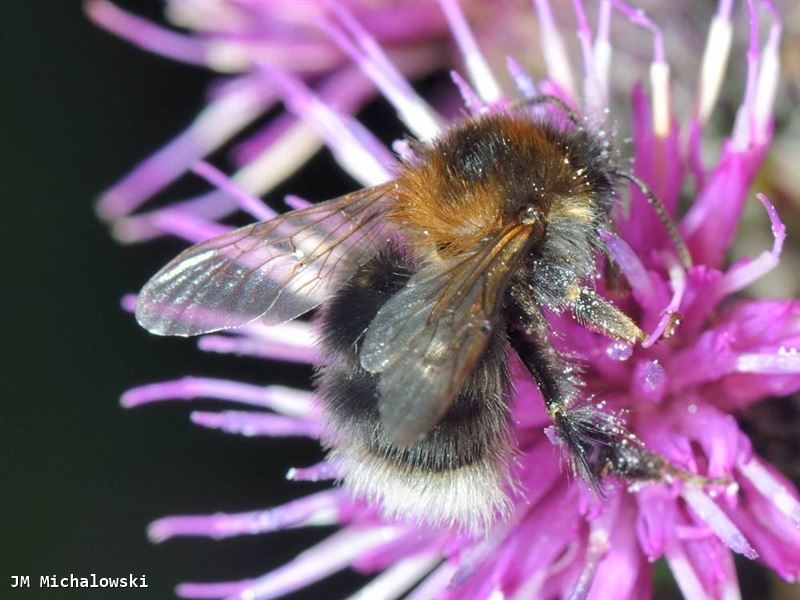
[100,1,800,598]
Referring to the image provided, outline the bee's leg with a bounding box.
[507,302,665,488]
[568,286,645,345]
[507,308,580,416]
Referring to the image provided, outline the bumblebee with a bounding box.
[136,98,688,530]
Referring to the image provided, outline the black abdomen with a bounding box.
[314,245,515,529]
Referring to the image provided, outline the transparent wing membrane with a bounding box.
[136,184,393,336]
[360,224,534,446]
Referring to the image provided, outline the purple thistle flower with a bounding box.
[97,1,800,598]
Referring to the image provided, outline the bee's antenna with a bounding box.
[511,94,582,129]
[611,170,693,269]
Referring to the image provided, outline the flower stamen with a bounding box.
[533,0,578,99]
[696,0,734,125]
[438,0,503,104]
[322,1,443,140]
[148,490,345,542]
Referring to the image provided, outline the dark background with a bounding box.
[3,2,368,598]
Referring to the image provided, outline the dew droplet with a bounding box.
[642,360,665,392]
[606,341,633,361]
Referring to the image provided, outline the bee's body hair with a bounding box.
[315,245,515,530]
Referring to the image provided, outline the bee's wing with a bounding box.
[360,224,535,446]
[136,183,393,336]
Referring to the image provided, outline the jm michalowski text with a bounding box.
[10,574,148,588]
